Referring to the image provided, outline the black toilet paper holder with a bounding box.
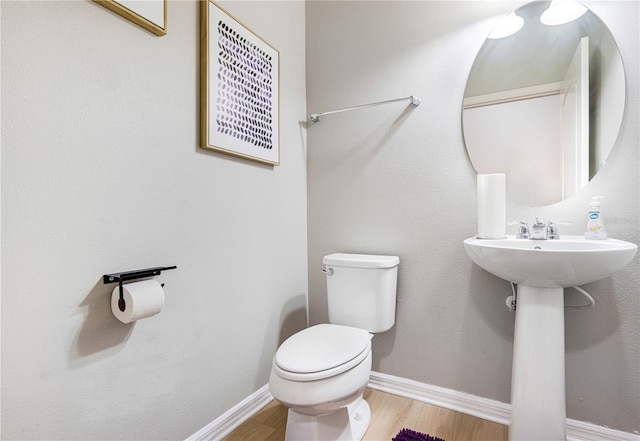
[103,266,177,312]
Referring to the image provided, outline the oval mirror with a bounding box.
[462,1,626,207]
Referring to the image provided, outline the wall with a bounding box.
[1,1,307,440]
[306,0,639,434]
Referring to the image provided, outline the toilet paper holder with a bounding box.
[103,266,177,312]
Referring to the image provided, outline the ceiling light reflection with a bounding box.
[540,0,588,26]
[488,12,525,39]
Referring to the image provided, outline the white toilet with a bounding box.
[269,253,399,441]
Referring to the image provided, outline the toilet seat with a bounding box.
[273,324,371,382]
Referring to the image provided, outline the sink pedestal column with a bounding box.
[510,286,566,441]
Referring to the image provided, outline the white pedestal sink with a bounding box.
[463,235,637,441]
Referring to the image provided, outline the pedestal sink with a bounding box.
[463,235,637,441]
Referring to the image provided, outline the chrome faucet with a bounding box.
[531,217,546,240]
[511,218,571,239]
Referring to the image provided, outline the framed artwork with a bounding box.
[96,0,167,36]
[200,1,280,165]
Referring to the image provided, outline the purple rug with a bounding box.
[392,428,445,441]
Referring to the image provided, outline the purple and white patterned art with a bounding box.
[216,21,274,150]
[201,1,279,165]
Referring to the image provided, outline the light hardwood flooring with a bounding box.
[222,388,508,441]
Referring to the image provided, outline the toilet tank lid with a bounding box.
[323,253,399,269]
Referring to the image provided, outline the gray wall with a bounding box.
[306,0,639,434]
[1,1,307,439]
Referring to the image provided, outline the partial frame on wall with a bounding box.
[96,0,167,36]
[200,1,280,166]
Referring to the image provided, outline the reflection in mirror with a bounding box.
[463,1,625,207]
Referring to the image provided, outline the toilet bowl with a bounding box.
[269,253,399,441]
[269,324,373,440]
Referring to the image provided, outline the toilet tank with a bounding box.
[322,253,399,333]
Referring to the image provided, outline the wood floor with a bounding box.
[222,388,508,441]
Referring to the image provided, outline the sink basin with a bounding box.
[463,235,637,288]
[463,234,637,440]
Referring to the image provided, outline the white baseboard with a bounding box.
[185,384,273,441]
[185,373,639,441]
[565,419,640,441]
[368,371,511,425]
[369,371,640,441]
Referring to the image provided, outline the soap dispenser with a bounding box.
[585,196,607,240]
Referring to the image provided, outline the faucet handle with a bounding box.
[546,220,571,240]
[509,220,530,239]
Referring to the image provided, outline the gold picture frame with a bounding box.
[200,1,280,165]
[96,0,167,36]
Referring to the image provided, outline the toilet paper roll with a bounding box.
[477,173,506,239]
[111,279,165,324]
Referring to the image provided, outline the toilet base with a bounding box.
[284,396,371,441]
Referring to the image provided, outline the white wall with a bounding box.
[306,0,639,434]
[1,1,307,439]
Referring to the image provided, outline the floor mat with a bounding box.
[391,428,445,441]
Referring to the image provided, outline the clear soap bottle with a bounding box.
[585,196,607,239]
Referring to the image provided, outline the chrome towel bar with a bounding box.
[309,95,421,123]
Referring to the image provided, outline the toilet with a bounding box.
[269,253,399,441]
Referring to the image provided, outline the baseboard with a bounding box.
[368,371,511,426]
[185,373,639,441]
[565,418,640,441]
[369,371,640,441]
[185,384,273,441]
